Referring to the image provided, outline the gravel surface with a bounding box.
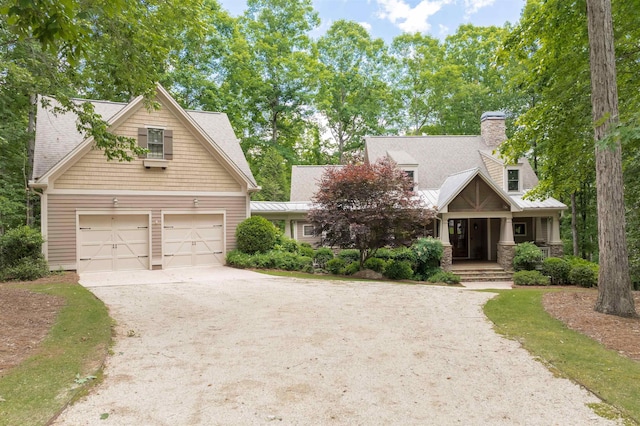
[53,269,618,425]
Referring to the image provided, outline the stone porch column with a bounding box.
[439,216,453,271]
[497,216,516,271]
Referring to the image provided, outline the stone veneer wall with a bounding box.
[497,243,516,271]
[548,243,564,258]
[441,245,453,271]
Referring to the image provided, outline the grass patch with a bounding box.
[0,281,112,426]
[484,289,640,424]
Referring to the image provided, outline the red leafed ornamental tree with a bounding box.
[308,158,435,266]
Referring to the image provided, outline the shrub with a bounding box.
[0,226,48,281]
[226,250,255,268]
[299,243,315,258]
[372,248,394,261]
[0,257,49,281]
[513,270,550,286]
[0,226,45,267]
[391,247,417,266]
[344,261,361,275]
[337,249,360,264]
[363,257,386,273]
[383,260,413,280]
[427,270,461,285]
[541,257,570,285]
[326,258,346,275]
[569,265,598,288]
[412,237,443,275]
[235,216,279,254]
[275,235,300,253]
[513,242,543,271]
[313,247,334,269]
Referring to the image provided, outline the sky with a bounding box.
[219,0,526,41]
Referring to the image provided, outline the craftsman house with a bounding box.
[252,112,565,271]
[30,85,258,272]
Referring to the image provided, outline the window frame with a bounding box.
[506,168,520,192]
[513,222,527,237]
[146,128,165,159]
[302,224,315,237]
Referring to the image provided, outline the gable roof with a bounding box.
[364,135,538,190]
[437,167,521,213]
[32,85,257,188]
[290,165,343,201]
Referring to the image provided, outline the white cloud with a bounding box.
[438,23,449,37]
[463,0,495,16]
[376,0,453,33]
[359,21,373,32]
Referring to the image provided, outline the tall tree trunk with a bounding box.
[571,192,579,257]
[586,0,637,317]
[25,93,37,227]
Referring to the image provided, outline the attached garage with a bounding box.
[163,213,225,268]
[78,214,151,273]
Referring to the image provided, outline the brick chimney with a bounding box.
[480,111,507,150]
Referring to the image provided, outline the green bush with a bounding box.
[373,248,394,260]
[275,235,300,253]
[427,270,461,285]
[513,270,550,286]
[569,265,598,288]
[363,257,386,273]
[411,237,443,275]
[383,260,413,280]
[326,258,346,275]
[391,247,417,266]
[541,257,570,285]
[344,261,361,275]
[337,249,360,264]
[313,247,334,269]
[513,242,543,271]
[299,243,315,258]
[235,216,279,254]
[0,226,45,267]
[226,250,255,268]
[0,257,49,281]
[0,226,48,281]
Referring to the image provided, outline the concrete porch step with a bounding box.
[450,263,513,282]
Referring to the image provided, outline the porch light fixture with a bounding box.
[113,197,119,207]
[193,198,199,207]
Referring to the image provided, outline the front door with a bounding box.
[449,219,468,258]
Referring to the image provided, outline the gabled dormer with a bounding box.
[386,150,418,190]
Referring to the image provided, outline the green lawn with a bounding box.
[0,281,112,426]
[484,289,640,425]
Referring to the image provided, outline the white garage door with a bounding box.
[78,215,150,273]
[163,214,224,268]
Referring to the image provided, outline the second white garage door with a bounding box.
[163,214,224,268]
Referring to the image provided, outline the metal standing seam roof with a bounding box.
[250,201,313,213]
[32,94,257,187]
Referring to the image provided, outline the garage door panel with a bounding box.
[78,214,150,273]
[163,214,224,268]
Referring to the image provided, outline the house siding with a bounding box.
[54,103,242,192]
[46,193,247,269]
[482,156,504,190]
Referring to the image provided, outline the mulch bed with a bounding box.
[0,273,77,376]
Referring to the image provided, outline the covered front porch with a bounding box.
[437,214,563,271]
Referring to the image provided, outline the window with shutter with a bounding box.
[139,127,172,168]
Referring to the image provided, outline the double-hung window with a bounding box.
[507,169,520,192]
[147,128,164,159]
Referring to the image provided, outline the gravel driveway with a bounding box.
[54,267,616,425]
